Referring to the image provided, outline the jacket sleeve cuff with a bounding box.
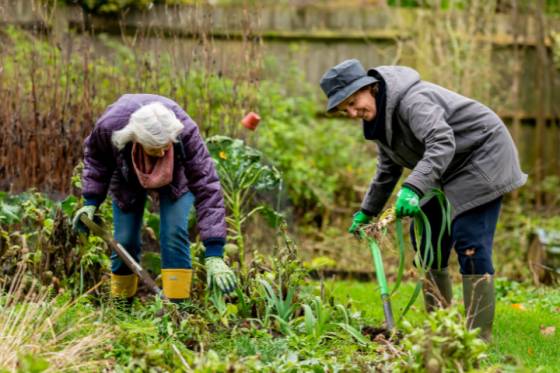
[402,183,424,198]
[203,237,225,258]
[83,194,105,207]
[360,208,376,217]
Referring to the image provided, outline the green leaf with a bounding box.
[60,195,78,217]
[0,202,21,224]
[17,354,49,373]
[336,323,370,346]
[258,204,285,228]
[303,303,316,335]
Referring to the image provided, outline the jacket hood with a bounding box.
[368,66,420,145]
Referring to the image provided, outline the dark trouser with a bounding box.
[411,196,502,275]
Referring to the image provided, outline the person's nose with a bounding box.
[347,107,358,118]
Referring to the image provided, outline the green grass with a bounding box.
[325,279,427,326]
[488,303,560,370]
[326,279,560,371]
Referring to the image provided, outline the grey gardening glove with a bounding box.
[205,257,237,294]
[72,205,97,234]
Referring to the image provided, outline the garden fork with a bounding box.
[360,209,397,331]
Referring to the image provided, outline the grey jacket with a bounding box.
[361,66,527,218]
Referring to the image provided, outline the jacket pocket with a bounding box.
[471,148,498,184]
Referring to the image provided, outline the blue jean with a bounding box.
[111,191,195,275]
[410,196,502,275]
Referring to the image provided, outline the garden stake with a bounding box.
[80,215,167,300]
[360,229,395,331]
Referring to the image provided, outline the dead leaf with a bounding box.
[511,303,526,311]
[540,325,556,336]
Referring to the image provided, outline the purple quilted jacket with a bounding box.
[81,94,226,244]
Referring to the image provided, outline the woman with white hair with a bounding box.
[72,94,236,302]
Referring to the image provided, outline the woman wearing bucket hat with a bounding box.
[320,59,527,341]
[72,94,236,303]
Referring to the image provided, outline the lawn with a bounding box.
[327,279,560,371]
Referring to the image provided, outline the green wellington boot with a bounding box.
[423,267,453,312]
[462,274,495,342]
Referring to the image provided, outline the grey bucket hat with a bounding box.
[319,59,378,112]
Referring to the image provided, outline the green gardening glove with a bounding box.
[72,205,97,234]
[206,257,237,294]
[395,186,421,218]
[348,210,372,235]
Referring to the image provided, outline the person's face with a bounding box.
[142,143,171,158]
[336,87,377,121]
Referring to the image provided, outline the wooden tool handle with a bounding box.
[80,215,166,300]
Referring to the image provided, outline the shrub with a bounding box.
[0,26,376,223]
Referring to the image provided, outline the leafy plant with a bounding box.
[397,307,488,372]
[207,135,282,275]
[254,85,377,224]
[299,296,369,347]
[495,277,560,313]
[0,191,111,295]
[207,288,239,327]
[257,278,297,334]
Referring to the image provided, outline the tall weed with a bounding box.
[1,24,376,222]
[0,265,111,371]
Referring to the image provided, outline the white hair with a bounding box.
[111,102,184,150]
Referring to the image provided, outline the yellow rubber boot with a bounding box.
[111,273,138,299]
[162,269,193,302]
